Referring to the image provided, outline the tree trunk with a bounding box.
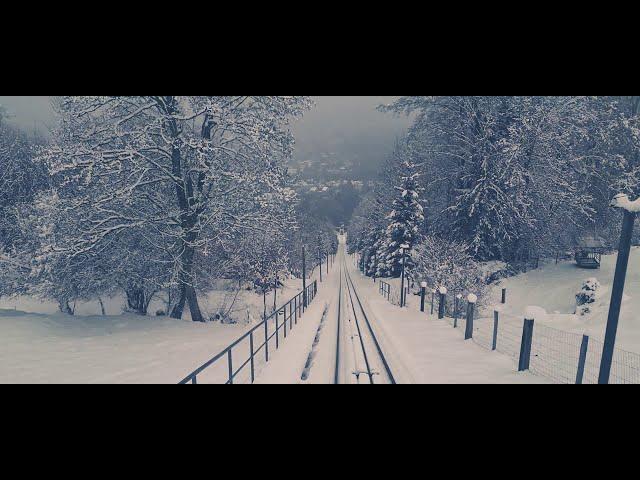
[98,297,106,316]
[165,110,205,323]
[126,288,149,315]
[171,284,187,320]
[273,277,278,311]
[186,284,204,322]
[170,243,204,322]
[59,299,73,315]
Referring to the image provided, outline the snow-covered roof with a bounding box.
[576,235,607,249]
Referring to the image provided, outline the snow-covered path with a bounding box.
[255,256,341,384]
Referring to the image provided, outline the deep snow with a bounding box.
[0,275,323,384]
[490,247,640,354]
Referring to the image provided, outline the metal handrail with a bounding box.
[378,280,393,302]
[179,280,318,385]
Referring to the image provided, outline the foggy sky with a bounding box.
[292,96,410,164]
[0,96,410,165]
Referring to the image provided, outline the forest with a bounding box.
[0,96,337,322]
[347,96,640,295]
[3,96,640,323]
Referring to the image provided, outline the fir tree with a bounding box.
[381,159,424,277]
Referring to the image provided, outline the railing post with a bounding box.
[302,245,307,310]
[492,311,499,351]
[420,282,427,312]
[465,294,477,340]
[438,287,447,320]
[227,350,234,385]
[518,317,535,372]
[275,313,280,349]
[294,296,298,325]
[250,331,255,384]
[289,301,293,329]
[576,335,589,384]
[192,376,197,385]
[283,309,287,338]
[501,288,507,304]
[264,317,269,362]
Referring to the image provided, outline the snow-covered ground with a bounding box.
[256,269,340,385]
[0,310,254,384]
[490,248,640,354]
[252,240,547,384]
[0,275,324,384]
[13,239,633,384]
[346,263,548,384]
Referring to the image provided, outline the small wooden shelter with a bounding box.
[575,235,606,269]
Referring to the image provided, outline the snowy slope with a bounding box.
[0,278,319,384]
[491,248,640,353]
[0,310,250,384]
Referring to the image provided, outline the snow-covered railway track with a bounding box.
[335,252,396,385]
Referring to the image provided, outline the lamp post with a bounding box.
[400,244,410,308]
[599,194,638,384]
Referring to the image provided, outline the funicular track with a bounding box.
[335,251,396,385]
